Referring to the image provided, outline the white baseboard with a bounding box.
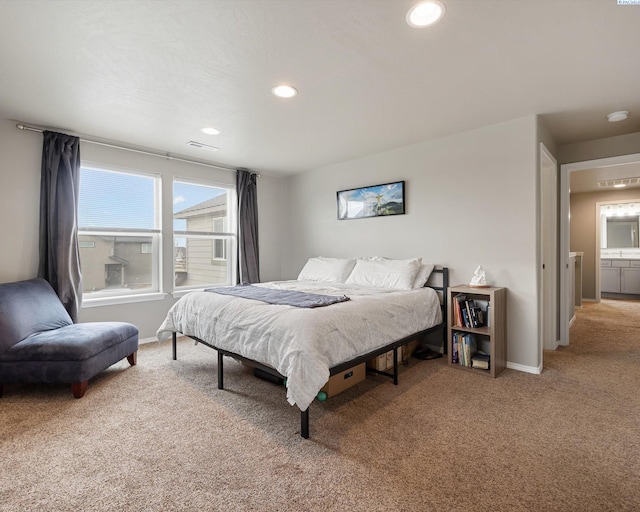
[139,336,159,345]
[506,361,542,375]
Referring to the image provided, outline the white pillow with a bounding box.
[345,258,421,290]
[412,263,435,289]
[297,257,356,284]
[356,257,433,289]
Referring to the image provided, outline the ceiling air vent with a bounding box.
[597,177,640,188]
[186,141,219,152]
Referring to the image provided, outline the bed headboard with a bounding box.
[426,267,449,331]
[426,267,448,297]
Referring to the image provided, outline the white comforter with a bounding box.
[157,280,442,411]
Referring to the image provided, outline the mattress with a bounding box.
[157,280,442,411]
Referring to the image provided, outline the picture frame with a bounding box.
[337,181,405,220]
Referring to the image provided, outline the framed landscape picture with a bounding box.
[337,181,405,220]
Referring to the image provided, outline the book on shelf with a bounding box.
[463,334,475,366]
[465,300,473,327]
[461,307,470,327]
[451,333,459,364]
[454,294,465,326]
[452,332,476,367]
[471,352,490,370]
[455,294,486,328]
[470,301,485,328]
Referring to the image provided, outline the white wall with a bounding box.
[256,173,289,283]
[0,118,286,339]
[558,132,640,165]
[285,116,541,371]
[0,120,41,282]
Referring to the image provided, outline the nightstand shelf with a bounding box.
[447,285,506,378]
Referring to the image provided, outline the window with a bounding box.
[78,166,161,300]
[213,217,227,260]
[173,179,236,290]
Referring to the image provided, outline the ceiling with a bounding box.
[1,0,640,177]
[570,161,640,194]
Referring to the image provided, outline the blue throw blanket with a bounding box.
[205,284,350,308]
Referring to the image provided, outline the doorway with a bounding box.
[560,152,640,346]
[596,199,640,300]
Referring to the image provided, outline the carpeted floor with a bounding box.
[1,300,639,511]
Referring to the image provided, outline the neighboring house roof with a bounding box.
[174,194,227,219]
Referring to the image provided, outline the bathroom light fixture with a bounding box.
[271,85,297,98]
[201,127,220,135]
[406,0,445,28]
[598,177,640,188]
[607,111,629,123]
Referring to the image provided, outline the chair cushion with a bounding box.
[0,278,72,354]
[0,322,139,362]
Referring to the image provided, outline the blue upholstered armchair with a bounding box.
[0,278,138,398]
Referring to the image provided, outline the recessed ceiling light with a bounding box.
[406,1,445,28]
[607,111,629,123]
[271,84,297,98]
[201,127,220,135]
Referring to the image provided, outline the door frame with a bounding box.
[560,152,640,345]
[539,143,558,356]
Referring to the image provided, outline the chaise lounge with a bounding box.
[0,277,138,398]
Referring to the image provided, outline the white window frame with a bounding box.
[212,217,227,261]
[78,164,163,306]
[173,177,237,294]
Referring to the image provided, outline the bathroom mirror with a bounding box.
[603,215,639,248]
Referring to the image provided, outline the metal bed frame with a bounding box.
[171,267,449,439]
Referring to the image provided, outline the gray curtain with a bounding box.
[38,131,83,322]
[237,169,260,284]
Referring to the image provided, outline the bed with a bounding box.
[157,257,448,438]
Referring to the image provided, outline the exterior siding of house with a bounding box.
[79,235,114,292]
[114,239,153,289]
[79,235,153,293]
[175,200,229,287]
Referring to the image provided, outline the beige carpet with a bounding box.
[1,300,639,512]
